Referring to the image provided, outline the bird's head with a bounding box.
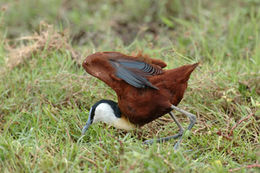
[81,99,136,135]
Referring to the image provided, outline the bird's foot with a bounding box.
[143,139,154,145]
[143,130,183,145]
[173,130,191,151]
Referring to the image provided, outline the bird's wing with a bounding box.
[109,59,163,89]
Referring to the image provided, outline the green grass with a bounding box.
[0,0,260,172]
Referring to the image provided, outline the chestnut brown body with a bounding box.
[83,52,198,126]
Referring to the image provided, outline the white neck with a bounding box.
[93,103,136,130]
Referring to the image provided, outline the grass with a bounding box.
[0,0,260,172]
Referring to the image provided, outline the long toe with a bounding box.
[173,140,181,151]
[143,139,154,145]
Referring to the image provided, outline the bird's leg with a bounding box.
[170,105,196,150]
[170,105,196,131]
[169,111,184,135]
[143,105,196,149]
[143,112,184,145]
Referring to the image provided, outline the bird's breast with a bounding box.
[112,116,137,130]
[118,88,172,126]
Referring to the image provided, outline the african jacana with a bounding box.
[81,52,198,148]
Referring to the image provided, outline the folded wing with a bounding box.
[109,59,163,89]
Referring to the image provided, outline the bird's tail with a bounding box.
[179,62,199,83]
[167,62,199,83]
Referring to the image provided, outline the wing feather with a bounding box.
[109,59,162,89]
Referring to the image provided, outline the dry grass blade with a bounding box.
[217,112,254,141]
[229,162,260,172]
[228,113,254,137]
[5,22,80,70]
[157,153,175,171]
[79,156,97,168]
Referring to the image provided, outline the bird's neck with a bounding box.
[93,102,136,130]
[112,115,137,130]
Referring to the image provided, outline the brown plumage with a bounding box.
[82,51,198,126]
[81,51,199,148]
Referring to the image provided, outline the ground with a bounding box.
[0,0,259,172]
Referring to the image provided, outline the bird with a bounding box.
[81,51,199,148]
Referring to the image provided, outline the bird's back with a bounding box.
[82,52,198,126]
[117,63,199,125]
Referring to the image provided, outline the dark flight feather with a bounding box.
[109,59,161,89]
